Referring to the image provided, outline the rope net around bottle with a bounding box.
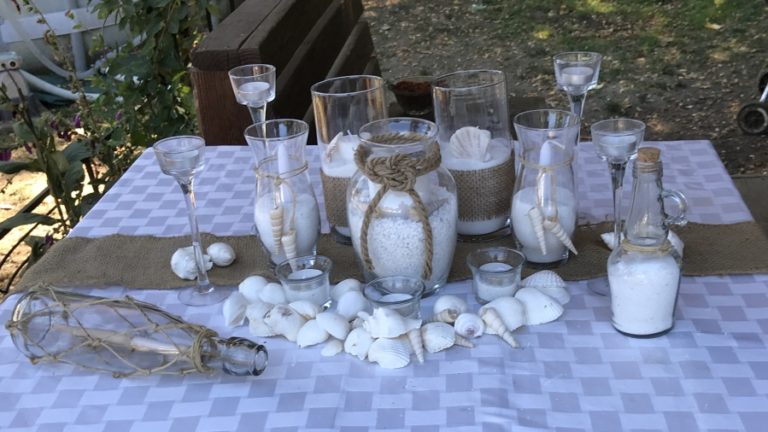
[5,285,218,378]
[354,133,442,280]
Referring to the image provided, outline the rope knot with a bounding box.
[364,153,418,192]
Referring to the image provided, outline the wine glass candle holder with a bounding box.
[153,136,228,306]
[591,118,646,249]
[553,52,602,123]
[228,64,276,124]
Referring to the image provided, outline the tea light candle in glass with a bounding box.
[466,247,526,304]
[275,255,333,308]
[362,276,425,319]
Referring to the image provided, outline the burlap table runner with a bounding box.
[15,221,768,293]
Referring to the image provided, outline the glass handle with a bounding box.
[663,189,688,227]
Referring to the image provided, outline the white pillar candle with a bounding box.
[561,66,593,86]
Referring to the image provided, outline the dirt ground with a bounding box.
[362,0,768,175]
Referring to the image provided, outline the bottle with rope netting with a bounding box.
[347,118,458,297]
[6,286,268,377]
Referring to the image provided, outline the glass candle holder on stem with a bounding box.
[228,64,276,125]
[553,52,602,123]
[153,136,228,306]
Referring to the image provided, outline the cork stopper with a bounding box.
[637,147,660,163]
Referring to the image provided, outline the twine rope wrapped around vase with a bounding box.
[354,133,442,280]
[620,239,674,254]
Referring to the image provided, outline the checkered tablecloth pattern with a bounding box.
[1,141,765,431]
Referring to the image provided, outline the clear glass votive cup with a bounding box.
[362,276,425,319]
[275,255,333,308]
[466,247,526,304]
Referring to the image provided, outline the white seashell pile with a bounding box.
[221,271,570,369]
[170,242,236,280]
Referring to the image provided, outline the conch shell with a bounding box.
[448,126,492,162]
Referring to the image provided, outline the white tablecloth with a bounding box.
[1,141,766,431]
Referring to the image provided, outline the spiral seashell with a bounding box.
[246,300,275,337]
[239,275,269,303]
[479,296,526,333]
[296,319,330,348]
[264,304,307,342]
[407,328,425,364]
[344,327,374,361]
[448,126,492,162]
[359,308,422,339]
[222,291,248,327]
[453,334,474,349]
[321,339,343,357]
[514,287,564,325]
[528,207,547,256]
[480,307,519,348]
[207,242,236,267]
[542,219,577,255]
[315,311,351,340]
[270,206,283,254]
[429,308,459,324]
[367,336,412,369]
[433,295,468,315]
[281,229,297,262]
[454,313,485,339]
[288,300,321,320]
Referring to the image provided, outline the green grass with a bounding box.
[488,0,766,74]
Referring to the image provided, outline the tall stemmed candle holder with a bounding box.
[153,136,228,306]
[228,64,276,125]
[553,52,602,123]
[590,118,645,295]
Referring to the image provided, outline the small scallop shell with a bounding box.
[296,319,330,348]
[332,279,362,303]
[521,270,570,305]
[433,295,468,315]
[222,291,248,327]
[264,304,307,342]
[259,282,287,305]
[480,307,519,348]
[367,337,411,369]
[289,300,321,320]
[359,308,422,339]
[171,247,213,280]
[407,328,424,364]
[315,311,351,340]
[239,275,269,303]
[336,291,370,321]
[246,300,275,337]
[344,327,374,361]
[207,242,236,267]
[321,339,344,357]
[479,296,526,333]
[454,313,485,339]
[421,322,457,353]
[448,126,492,162]
[514,287,564,325]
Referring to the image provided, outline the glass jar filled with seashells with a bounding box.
[311,76,387,244]
[252,120,320,266]
[347,118,458,296]
[511,110,580,267]
[432,70,515,238]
